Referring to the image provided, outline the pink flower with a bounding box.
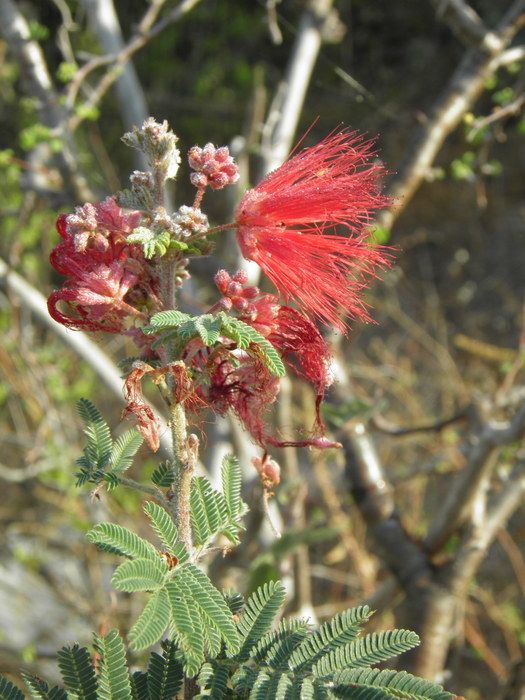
[48,199,161,336]
[235,130,390,333]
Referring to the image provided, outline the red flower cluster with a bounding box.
[195,270,339,449]
[235,130,390,334]
[48,198,161,341]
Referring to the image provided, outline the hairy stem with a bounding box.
[167,401,194,552]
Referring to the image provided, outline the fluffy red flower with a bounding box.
[235,130,390,333]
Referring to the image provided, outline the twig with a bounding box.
[425,399,525,552]
[376,0,525,232]
[67,0,203,133]
[0,256,172,454]
[0,0,94,200]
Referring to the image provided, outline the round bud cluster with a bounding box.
[188,144,239,190]
[172,206,209,238]
[214,269,259,312]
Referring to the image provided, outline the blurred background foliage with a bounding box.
[0,1,524,698]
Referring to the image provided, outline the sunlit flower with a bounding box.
[235,130,390,333]
[48,199,161,336]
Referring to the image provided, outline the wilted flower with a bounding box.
[48,198,162,337]
[235,130,390,333]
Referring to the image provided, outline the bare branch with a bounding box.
[67,0,203,133]
[0,0,94,200]
[0,257,172,455]
[376,1,525,232]
[425,398,525,552]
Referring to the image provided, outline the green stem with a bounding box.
[117,477,168,503]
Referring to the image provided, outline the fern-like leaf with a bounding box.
[166,583,205,677]
[289,606,372,673]
[128,588,170,651]
[151,461,174,487]
[76,398,112,469]
[21,672,67,700]
[144,310,191,332]
[195,660,230,699]
[93,629,133,700]
[313,630,420,678]
[0,677,26,700]
[183,565,241,655]
[193,314,223,345]
[130,671,149,700]
[236,580,287,662]
[86,522,159,560]
[147,640,184,700]
[219,314,286,377]
[221,454,246,521]
[111,557,168,592]
[56,644,98,700]
[331,668,455,700]
[110,430,144,472]
[143,501,179,555]
[250,618,309,666]
[190,476,225,546]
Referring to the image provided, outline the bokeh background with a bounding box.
[0,1,524,697]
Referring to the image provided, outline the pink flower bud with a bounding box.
[227,281,243,297]
[232,270,248,284]
[214,269,231,293]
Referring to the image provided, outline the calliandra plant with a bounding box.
[0,119,460,700]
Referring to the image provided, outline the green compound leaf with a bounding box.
[111,557,168,592]
[128,588,171,651]
[144,310,192,334]
[147,640,184,700]
[236,580,287,662]
[86,522,159,560]
[127,227,171,259]
[166,583,205,677]
[109,430,144,472]
[144,501,179,555]
[331,668,455,700]
[21,671,68,699]
[313,630,420,678]
[151,461,175,487]
[221,454,245,520]
[218,314,286,377]
[289,606,372,673]
[57,644,98,700]
[92,629,133,700]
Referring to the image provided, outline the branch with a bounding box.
[0,0,94,201]
[376,0,525,232]
[425,398,525,552]
[0,257,172,455]
[259,0,335,176]
[66,0,203,133]
[82,0,150,169]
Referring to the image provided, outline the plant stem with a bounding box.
[167,400,194,552]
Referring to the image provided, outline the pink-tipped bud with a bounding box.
[188,143,239,190]
[232,270,248,284]
[219,297,233,311]
[227,281,243,297]
[243,286,259,299]
[233,297,249,311]
[214,269,231,293]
